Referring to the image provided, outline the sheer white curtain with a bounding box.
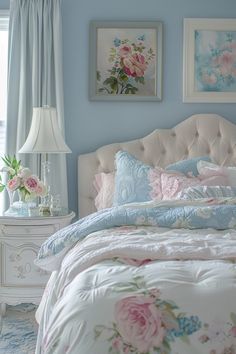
[6,0,68,207]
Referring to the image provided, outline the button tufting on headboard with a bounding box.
[78,114,236,218]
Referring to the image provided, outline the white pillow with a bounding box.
[197,160,236,186]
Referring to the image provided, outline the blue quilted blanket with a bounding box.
[35,199,236,270]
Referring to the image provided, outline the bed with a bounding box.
[35,113,236,354]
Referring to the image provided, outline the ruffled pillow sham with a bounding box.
[113,151,152,206]
[149,167,229,200]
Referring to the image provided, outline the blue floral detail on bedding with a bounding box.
[36,200,236,264]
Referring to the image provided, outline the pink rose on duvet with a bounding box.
[115,295,165,352]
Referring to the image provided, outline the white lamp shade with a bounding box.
[19,107,71,154]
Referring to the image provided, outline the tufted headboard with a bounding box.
[78,114,236,218]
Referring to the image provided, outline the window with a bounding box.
[0,11,9,154]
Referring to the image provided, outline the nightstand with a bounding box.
[0,210,75,317]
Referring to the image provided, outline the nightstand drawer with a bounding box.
[0,211,75,306]
[2,240,50,287]
[0,223,58,237]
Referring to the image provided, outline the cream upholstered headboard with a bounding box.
[78,114,236,218]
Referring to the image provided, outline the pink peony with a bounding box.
[122,53,147,77]
[115,295,165,352]
[7,176,21,191]
[24,175,39,193]
[36,181,47,197]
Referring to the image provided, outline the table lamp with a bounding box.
[18,106,71,210]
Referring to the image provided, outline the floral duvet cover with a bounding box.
[35,200,236,354]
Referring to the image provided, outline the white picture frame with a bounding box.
[183,18,236,103]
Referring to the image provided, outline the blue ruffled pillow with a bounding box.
[113,151,152,206]
[166,156,211,176]
[113,151,212,206]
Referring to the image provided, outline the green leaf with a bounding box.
[124,86,138,94]
[230,312,236,325]
[119,73,128,82]
[114,285,138,293]
[103,76,115,85]
[135,77,145,84]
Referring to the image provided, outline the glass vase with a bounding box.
[4,188,17,216]
[13,190,36,216]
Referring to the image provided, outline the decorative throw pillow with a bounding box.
[166,156,211,176]
[93,172,115,210]
[149,167,229,200]
[113,151,152,206]
[197,160,236,185]
[179,185,236,200]
[149,168,200,200]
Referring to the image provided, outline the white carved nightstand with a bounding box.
[0,210,75,322]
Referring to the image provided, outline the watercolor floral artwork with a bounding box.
[195,30,236,92]
[89,22,162,101]
[183,19,236,102]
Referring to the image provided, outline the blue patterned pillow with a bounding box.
[166,156,211,176]
[113,151,152,206]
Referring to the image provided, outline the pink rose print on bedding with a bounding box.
[197,313,236,354]
[115,295,165,352]
[94,276,202,354]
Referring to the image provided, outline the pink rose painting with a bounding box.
[96,27,157,96]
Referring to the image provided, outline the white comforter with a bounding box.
[36,226,236,354]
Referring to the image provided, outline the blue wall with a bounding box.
[1,0,236,214]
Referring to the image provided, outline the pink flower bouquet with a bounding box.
[0,155,46,201]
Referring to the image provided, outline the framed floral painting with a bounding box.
[183,18,236,103]
[89,21,163,101]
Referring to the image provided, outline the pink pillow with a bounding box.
[149,167,229,200]
[93,172,115,210]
